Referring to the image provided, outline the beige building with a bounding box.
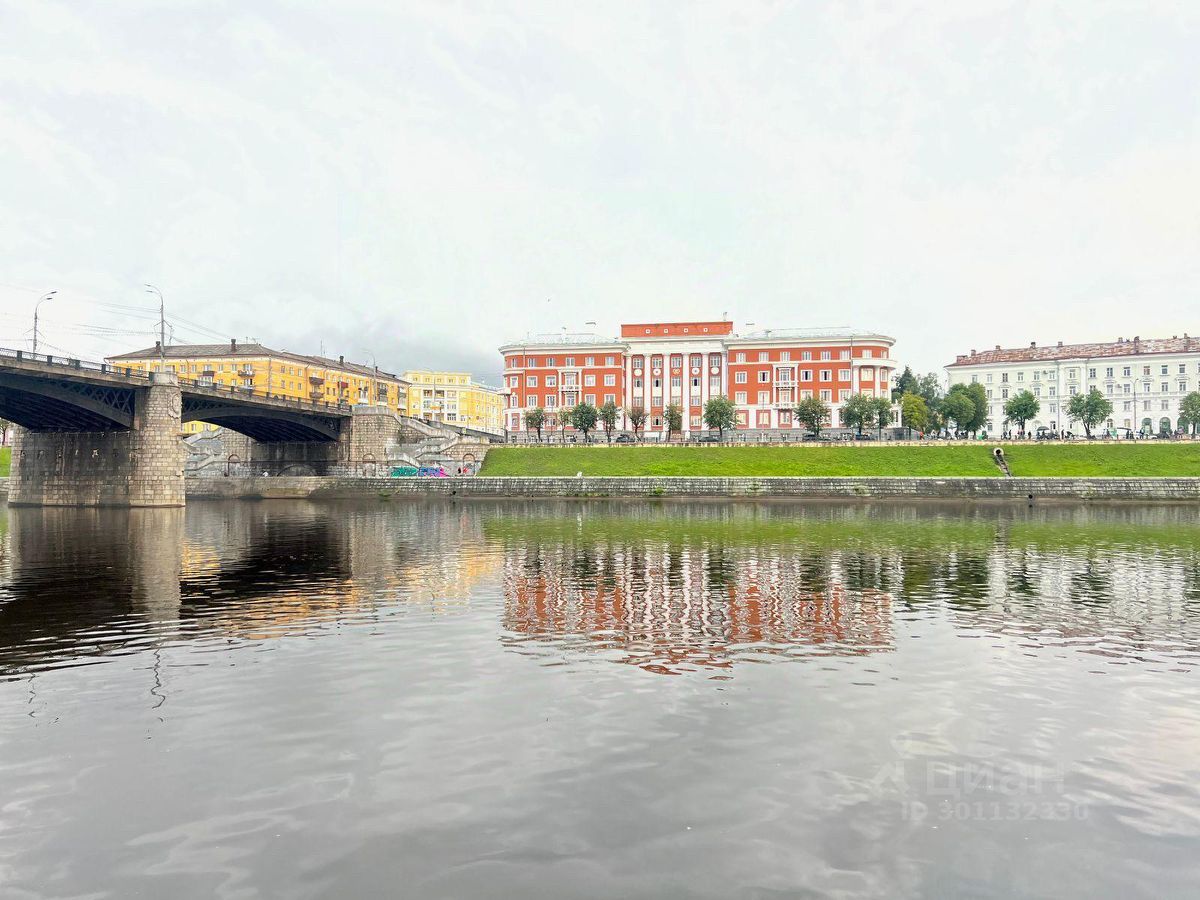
[402,370,504,434]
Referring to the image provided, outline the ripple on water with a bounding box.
[1,500,1199,898]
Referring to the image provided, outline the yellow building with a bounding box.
[401,370,504,434]
[108,340,411,434]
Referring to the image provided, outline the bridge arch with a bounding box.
[181,401,344,442]
[0,373,134,431]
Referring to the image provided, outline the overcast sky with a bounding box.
[1,0,1197,383]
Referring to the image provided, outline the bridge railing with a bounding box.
[0,346,153,379]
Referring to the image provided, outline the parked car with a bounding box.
[695,434,721,443]
[615,433,635,443]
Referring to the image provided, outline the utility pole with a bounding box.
[32,291,56,355]
[145,284,165,368]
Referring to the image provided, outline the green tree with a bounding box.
[1065,387,1113,438]
[598,400,619,442]
[664,403,683,441]
[1003,390,1040,435]
[1180,391,1200,436]
[946,383,988,436]
[840,393,875,437]
[625,404,647,440]
[871,397,893,439]
[916,373,946,433]
[524,406,546,443]
[941,391,976,434]
[702,396,736,439]
[793,396,830,436]
[569,402,598,441]
[891,366,918,401]
[899,393,928,437]
[964,382,989,435]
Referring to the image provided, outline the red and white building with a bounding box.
[499,321,898,435]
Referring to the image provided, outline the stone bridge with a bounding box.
[0,348,404,506]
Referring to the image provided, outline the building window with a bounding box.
[604,374,616,386]
[838,369,850,381]
[546,375,557,387]
[1088,368,1096,379]
[670,354,683,369]
[758,391,769,405]
[801,370,813,382]
[584,374,595,386]
[564,357,575,367]
[546,357,555,366]
[735,371,747,384]
[585,356,594,366]
[820,389,832,401]
[802,351,812,361]
[735,391,747,404]
[780,351,791,361]
[820,370,832,382]
[821,351,832,361]
[690,354,702,368]
[527,376,538,387]
[735,352,746,363]
[758,370,770,383]
[758,351,769,362]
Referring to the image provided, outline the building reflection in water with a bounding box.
[493,507,897,675]
[490,502,1200,675]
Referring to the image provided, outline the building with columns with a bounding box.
[499,321,898,436]
[945,334,1200,435]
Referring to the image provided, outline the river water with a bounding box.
[1,499,1198,899]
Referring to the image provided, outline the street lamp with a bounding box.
[362,349,380,406]
[144,284,165,367]
[32,291,56,355]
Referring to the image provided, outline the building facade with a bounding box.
[945,334,1200,434]
[499,322,898,435]
[108,341,410,434]
[401,370,505,434]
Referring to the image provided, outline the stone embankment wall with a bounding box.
[186,475,1200,502]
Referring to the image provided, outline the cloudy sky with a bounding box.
[1,0,1197,382]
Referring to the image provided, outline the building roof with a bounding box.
[947,334,1200,367]
[726,327,894,344]
[498,332,624,350]
[107,342,409,383]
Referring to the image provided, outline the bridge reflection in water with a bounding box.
[2,501,1199,682]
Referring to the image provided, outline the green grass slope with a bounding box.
[1002,443,1200,477]
[480,446,1002,477]
[0,446,9,477]
[479,443,1200,478]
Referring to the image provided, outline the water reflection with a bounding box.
[2,501,1200,679]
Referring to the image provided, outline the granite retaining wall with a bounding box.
[185,475,1200,502]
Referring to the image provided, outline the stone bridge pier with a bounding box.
[9,373,186,508]
[215,405,402,478]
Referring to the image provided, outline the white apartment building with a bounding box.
[946,334,1200,434]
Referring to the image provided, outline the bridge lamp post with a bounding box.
[32,291,56,355]
[362,349,380,407]
[144,284,165,369]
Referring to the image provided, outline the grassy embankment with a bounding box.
[0,446,9,477]
[479,444,1200,478]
